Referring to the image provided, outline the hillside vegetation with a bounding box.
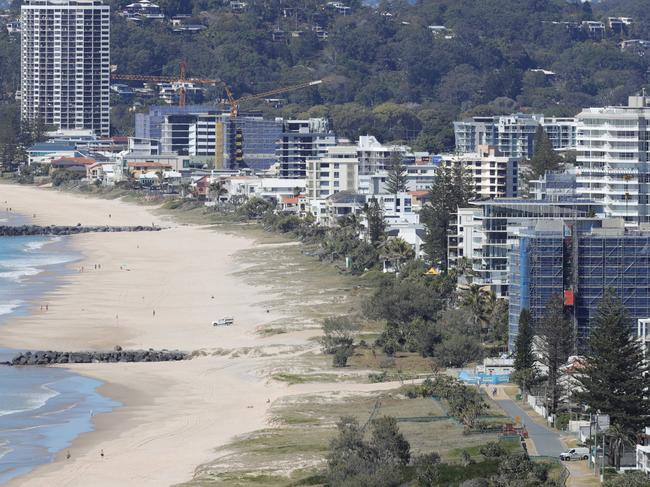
[1,0,649,148]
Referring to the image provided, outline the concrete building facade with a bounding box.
[21,0,110,136]
[306,145,358,199]
[454,114,576,158]
[575,95,650,226]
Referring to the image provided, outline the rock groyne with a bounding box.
[0,225,162,236]
[5,349,187,366]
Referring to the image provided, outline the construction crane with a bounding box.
[229,79,324,117]
[110,62,218,108]
[111,62,326,114]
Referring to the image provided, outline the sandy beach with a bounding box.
[0,185,391,486]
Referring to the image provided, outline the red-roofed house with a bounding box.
[280,194,307,214]
[193,175,210,199]
[408,190,431,209]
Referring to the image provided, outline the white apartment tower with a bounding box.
[576,95,650,226]
[21,0,110,137]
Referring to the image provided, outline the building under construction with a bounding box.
[508,218,650,351]
[135,105,283,170]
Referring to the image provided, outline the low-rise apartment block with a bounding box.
[306,145,358,199]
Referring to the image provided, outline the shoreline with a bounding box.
[0,185,300,486]
[0,184,391,487]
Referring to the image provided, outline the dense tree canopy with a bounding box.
[3,0,648,146]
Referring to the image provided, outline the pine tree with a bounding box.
[575,292,650,434]
[420,163,474,271]
[512,309,538,394]
[364,198,385,246]
[530,126,560,179]
[536,294,574,416]
[514,309,535,371]
[385,152,408,195]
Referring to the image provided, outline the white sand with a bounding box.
[0,185,391,487]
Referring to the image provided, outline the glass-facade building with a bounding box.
[508,220,650,351]
[508,222,566,351]
[141,105,283,170]
[470,198,603,297]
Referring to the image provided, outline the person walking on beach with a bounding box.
[100,449,104,459]
[152,309,156,317]
[66,451,71,460]
[45,304,48,311]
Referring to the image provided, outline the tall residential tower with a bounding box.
[575,95,650,226]
[21,0,110,136]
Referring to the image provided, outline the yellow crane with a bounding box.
[111,62,327,115]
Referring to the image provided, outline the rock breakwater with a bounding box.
[5,349,187,366]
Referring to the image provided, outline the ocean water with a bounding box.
[0,214,120,484]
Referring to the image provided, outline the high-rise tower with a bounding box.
[21,0,110,136]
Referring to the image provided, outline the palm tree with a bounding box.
[607,424,634,470]
[461,284,489,333]
[180,181,193,198]
[209,181,228,202]
[380,237,415,272]
[155,170,164,190]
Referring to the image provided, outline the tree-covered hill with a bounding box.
[2,0,650,148]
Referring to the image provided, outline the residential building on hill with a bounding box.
[356,135,414,175]
[21,0,110,136]
[447,146,519,199]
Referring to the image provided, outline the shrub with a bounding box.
[603,471,650,487]
[460,449,474,466]
[326,416,409,487]
[403,386,420,399]
[433,334,483,368]
[50,169,84,187]
[320,316,360,354]
[237,197,273,219]
[413,452,441,487]
[368,371,388,383]
[333,347,352,368]
[479,441,507,459]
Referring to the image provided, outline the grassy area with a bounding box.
[436,461,500,485]
[271,372,345,385]
[348,347,436,375]
[179,388,515,487]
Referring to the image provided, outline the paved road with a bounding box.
[496,398,565,457]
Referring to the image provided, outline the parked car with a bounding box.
[560,447,589,461]
[212,317,234,326]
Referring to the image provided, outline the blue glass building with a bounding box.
[508,219,650,351]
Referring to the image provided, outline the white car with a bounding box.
[212,317,234,326]
[560,447,589,461]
